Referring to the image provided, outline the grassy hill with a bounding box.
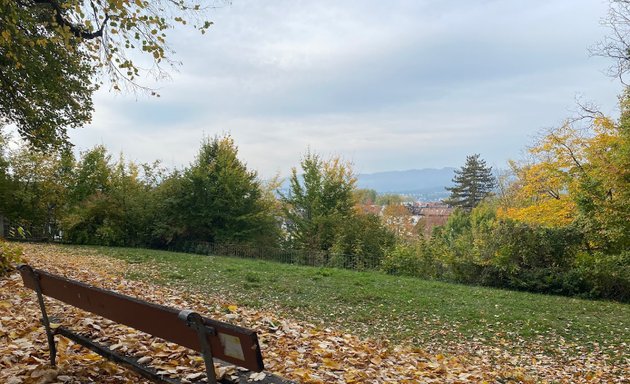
[62,245,629,362]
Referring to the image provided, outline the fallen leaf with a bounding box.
[249,372,266,381]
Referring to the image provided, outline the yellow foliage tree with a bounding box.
[499,101,629,252]
[498,158,577,227]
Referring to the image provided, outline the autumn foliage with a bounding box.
[380,95,630,302]
[0,239,22,276]
[0,0,213,148]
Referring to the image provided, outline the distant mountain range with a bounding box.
[356,168,455,200]
[279,168,456,202]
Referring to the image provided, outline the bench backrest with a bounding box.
[18,265,264,372]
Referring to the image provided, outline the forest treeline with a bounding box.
[1,93,629,301]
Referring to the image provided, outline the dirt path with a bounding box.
[0,244,627,383]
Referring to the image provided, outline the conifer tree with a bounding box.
[444,154,496,211]
[169,135,279,246]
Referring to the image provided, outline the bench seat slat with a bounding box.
[19,266,264,372]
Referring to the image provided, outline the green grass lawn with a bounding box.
[62,245,629,360]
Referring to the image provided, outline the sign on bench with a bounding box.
[18,264,264,384]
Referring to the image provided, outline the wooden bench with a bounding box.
[18,264,288,384]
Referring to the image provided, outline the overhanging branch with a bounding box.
[32,0,108,40]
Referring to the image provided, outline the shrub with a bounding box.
[0,239,23,275]
[479,221,584,292]
[381,241,438,278]
[330,213,396,270]
[575,251,630,302]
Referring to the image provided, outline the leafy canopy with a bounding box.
[160,135,279,246]
[498,98,630,253]
[0,0,214,148]
[282,152,356,251]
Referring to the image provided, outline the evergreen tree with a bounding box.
[445,154,496,211]
[158,135,279,246]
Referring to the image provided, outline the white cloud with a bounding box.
[69,0,622,177]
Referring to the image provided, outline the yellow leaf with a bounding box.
[322,358,341,370]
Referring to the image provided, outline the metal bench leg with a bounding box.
[179,310,217,384]
[32,271,57,367]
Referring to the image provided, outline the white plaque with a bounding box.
[218,333,245,360]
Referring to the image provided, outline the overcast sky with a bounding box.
[68,0,622,178]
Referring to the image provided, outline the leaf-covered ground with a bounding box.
[0,244,628,383]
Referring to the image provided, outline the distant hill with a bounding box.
[279,167,457,202]
[278,167,505,202]
[356,168,455,201]
[356,168,455,193]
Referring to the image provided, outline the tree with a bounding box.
[0,131,10,217]
[353,188,377,205]
[1,142,73,237]
[444,154,496,211]
[0,2,93,149]
[498,98,630,253]
[498,159,576,227]
[63,145,117,244]
[159,135,278,246]
[69,145,111,203]
[282,152,356,251]
[0,0,214,148]
[282,151,396,266]
[595,0,630,82]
